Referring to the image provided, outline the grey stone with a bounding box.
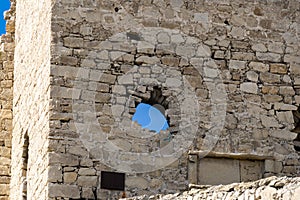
[136,56,160,64]
[157,32,170,43]
[171,34,185,44]
[196,44,211,57]
[77,176,98,187]
[284,55,300,63]
[276,111,294,124]
[166,78,182,87]
[230,27,245,39]
[229,60,246,70]
[240,82,258,94]
[64,37,84,48]
[112,85,126,95]
[127,177,149,189]
[64,172,78,183]
[268,42,284,54]
[290,63,300,75]
[204,67,218,78]
[279,86,295,95]
[78,168,96,176]
[118,74,134,85]
[246,71,259,82]
[260,72,280,83]
[252,43,268,52]
[271,129,297,140]
[249,62,269,72]
[176,45,196,58]
[261,116,280,128]
[49,184,80,198]
[214,50,225,59]
[137,41,155,54]
[198,158,240,185]
[256,52,281,62]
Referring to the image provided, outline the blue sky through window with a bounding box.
[132,103,169,133]
[0,0,10,35]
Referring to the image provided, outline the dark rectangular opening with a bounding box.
[101,171,125,191]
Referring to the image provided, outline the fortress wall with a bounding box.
[10,0,52,199]
[46,0,300,199]
[0,1,15,199]
[0,0,297,199]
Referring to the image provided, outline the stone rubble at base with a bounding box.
[122,176,300,200]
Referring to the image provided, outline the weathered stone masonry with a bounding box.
[0,1,15,199]
[49,0,300,198]
[0,0,299,199]
[11,0,52,199]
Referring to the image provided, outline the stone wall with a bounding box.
[10,0,52,199]
[0,1,15,199]
[0,0,299,199]
[48,0,300,199]
[123,176,300,200]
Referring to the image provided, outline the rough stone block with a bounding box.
[232,52,255,61]
[157,32,170,43]
[64,172,78,183]
[198,158,240,185]
[261,115,280,128]
[279,86,295,95]
[0,184,9,195]
[270,64,287,74]
[77,176,98,187]
[260,72,280,83]
[136,56,160,64]
[246,71,259,82]
[249,62,269,72]
[64,37,84,48]
[176,45,196,58]
[251,43,268,52]
[82,187,95,199]
[265,160,275,172]
[240,82,258,94]
[276,111,294,124]
[271,129,297,140]
[214,50,225,59]
[290,63,300,75]
[49,184,80,198]
[137,41,155,54]
[49,153,79,166]
[267,42,284,54]
[240,160,263,182]
[262,85,279,95]
[99,74,116,84]
[196,44,211,57]
[112,85,126,95]
[263,95,282,103]
[256,52,281,62]
[78,168,96,176]
[126,177,149,189]
[284,55,300,63]
[229,60,246,70]
[48,165,62,182]
[161,56,180,67]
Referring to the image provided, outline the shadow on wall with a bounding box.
[291,108,300,151]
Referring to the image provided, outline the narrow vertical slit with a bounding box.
[21,132,29,200]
